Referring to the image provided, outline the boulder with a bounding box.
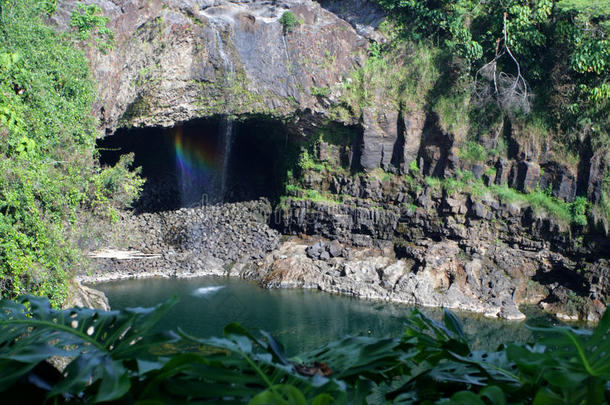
[65,281,110,311]
[328,240,343,257]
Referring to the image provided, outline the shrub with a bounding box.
[425,176,442,189]
[279,11,300,33]
[310,85,330,97]
[459,141,489,163]
[297,149,324,172]
[571,196,590,226]
[70,2,114,51]
[408,159,420,173]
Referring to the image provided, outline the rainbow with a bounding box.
[173,125,221,204]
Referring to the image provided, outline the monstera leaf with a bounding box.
[513,308,610,404]
[164,323,348,404]
[0,295,178,402]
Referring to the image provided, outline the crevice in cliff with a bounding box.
[97,116,300,213]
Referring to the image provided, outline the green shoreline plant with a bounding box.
[0,296,607,404]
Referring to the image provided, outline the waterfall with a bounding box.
[220,117,233,199]
[215,28,235,201]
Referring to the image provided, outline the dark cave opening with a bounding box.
[97,117,299,212]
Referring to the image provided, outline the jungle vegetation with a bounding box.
[0,0,143,306]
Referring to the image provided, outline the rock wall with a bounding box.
[53,0,607,206]
[52,0,369,131]
[274,170,610,321]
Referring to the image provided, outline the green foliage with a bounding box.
[571,196,590,226]
[431,77,472,139]
[374,0,610,146]
[41,0,57,16]
[376,0,483,65]
[558,0,610,19]
[425,176,442,189]
[70,2,114,51]
[427,170,584,224]
[310,85,330,97]
[525,188,573,222]
[0,0,142,305]
[1,296,608,403]
[333,40,440,119]
[408,159,420,173]
[459,141,489,163]
[487,182,575,223]
[298,149,324,172]
[279,11,301,33]
[554,0,610,143]
[484,166,497,178]
[282,187,342,205]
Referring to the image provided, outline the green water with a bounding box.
[97,276,557,355]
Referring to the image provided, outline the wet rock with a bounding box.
[53,0,368,132]
[318,0,386,41]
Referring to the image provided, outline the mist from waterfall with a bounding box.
[174,125,219,207]
[171,26,236,207]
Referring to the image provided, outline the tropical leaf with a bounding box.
[0,295,178,402]
[0,296,608,404]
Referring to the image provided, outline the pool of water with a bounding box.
[97,276,556,355]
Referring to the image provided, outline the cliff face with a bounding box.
[57,1,609,320]
[53,0,369,131]
[53,1,608,215]
[273,171,610,321]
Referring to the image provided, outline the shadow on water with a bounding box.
[97,276,561,356]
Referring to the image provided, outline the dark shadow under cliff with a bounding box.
[97,117,300,212]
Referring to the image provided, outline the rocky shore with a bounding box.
[80,200,281,283]
[82,196,606,322]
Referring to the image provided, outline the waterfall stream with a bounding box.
[215,28,235,201]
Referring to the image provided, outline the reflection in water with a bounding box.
[98,277,555,355]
